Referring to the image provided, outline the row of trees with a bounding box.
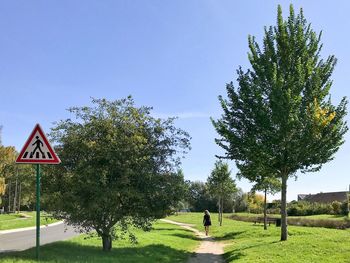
[212,5,348,240]
[183,177,272,218]
[0,129,35,213]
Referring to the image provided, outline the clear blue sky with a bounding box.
[0,1,349,201]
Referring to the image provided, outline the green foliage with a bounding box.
[331,201,342,215]
[340,201,349,216]
[0,145,16,180]
[267,200,281,214]
[212,4,348,240]
[43,97,190,251]
[185,180,217,212]
[287,201,332,216]
[287,201,349,216]
[207,161,237,225]
[0,141,35,211]
[207,161,237,198]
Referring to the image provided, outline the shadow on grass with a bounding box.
[223,240,280,262]
[0,242,192,263]
[156,227,194,233]
[170,233,202,241]
[190,252,229,262]
[224,250,245,261]
[216,231,246,241]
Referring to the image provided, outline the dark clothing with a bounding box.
[203,214,211,226]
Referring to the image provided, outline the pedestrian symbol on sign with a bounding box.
[30,136,45,159]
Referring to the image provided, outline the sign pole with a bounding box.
[15,123,61,260]
[36,164,40,260]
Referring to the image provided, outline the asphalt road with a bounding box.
[0,222,80,253]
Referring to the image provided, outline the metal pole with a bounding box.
[36,164,40,260]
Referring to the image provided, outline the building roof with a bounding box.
[298,191,348,204]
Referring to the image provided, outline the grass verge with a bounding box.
[167,212,350,263]
[0,220,199,263]
[0,212,58,230]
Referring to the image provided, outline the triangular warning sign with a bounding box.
[16,124,61,164]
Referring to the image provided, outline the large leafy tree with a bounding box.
[212,5,347,240]
[43,97,190,251]
[207,161,237,226]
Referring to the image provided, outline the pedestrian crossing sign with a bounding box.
[16,123,61,164]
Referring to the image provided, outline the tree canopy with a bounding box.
[212,5,347,240]
[43,97,191,251]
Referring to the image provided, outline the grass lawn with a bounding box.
[167,212,350,263]
[0,220,199,263]
[0,212,58,230]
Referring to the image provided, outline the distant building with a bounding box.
[297,191,349,204]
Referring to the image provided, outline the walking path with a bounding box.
[161,219,225,263]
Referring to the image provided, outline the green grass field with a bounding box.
[0,220,199,263]
[0,212,58,230]
[3,212,350,262]
[167,213,350,263]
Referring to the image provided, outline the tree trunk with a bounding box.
[102,234,112,251]
[8,181,11,213]
[13,177,18,213]
[264,188,267,230]
[218,196,221,224]
[18,183,21,213]
[220,197,224,226]
[280,174,288,241]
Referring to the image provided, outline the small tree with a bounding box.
[44,97,190,251]
[252,178,280,230]
[238,162,280,229]
[212,5,347,240]
[207,161,237,226]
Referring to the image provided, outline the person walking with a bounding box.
[203,210,211,236]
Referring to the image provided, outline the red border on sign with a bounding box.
[15,123,61,164]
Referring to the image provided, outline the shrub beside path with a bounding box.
[161,219,225,263]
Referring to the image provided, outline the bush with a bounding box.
[267,208,281,214]
[341,202,349,216]
[332,201,342,215]
[287,201,333,216]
